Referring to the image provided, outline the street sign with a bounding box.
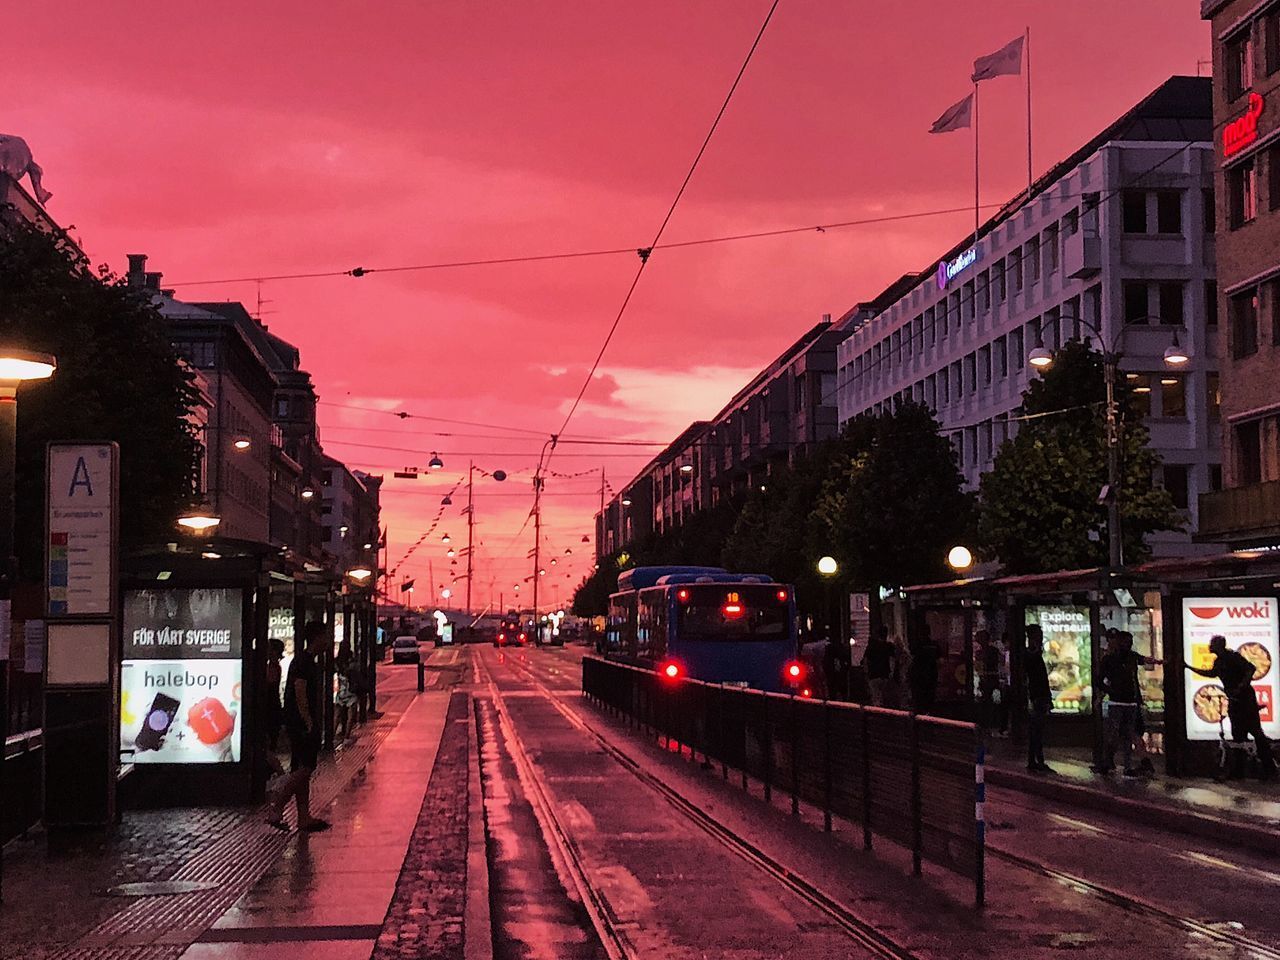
[46,443,117,616]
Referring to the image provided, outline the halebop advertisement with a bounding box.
[120,588,244,764]
[1183,597,1278,741]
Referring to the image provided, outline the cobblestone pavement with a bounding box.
[370,691,471,960]
[0,679,418,960]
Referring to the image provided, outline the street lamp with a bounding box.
[428,453,444,470]
[300,488,315,500]
[177,506,221,532]
[232,438,251,451]
[817,556,838,576]
[947,545,974,573]
[347,567,373,583]
[1027,315,1191,569]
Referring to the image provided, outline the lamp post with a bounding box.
[947,545,974,574]
[464,462,506,618]
[0,348,55,905]
[1027,315,1189,570]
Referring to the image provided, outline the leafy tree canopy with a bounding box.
[978,339,1179,573]
[0,217,201,579]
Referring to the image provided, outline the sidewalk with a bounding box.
[984,736,1280,854]
[0,663,465,960]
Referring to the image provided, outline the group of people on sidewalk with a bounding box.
[820,619,1274,784]
[1024,626,1274,781]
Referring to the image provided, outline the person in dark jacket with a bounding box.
[1188,634,1275,780]
[1024,624,1053,773]
[1097,630,1159,776]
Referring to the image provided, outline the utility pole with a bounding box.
[598,467,606,559]
[532,475,543,621]
[466,461,475,618]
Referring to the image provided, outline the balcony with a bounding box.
[1063,229,1101,279]
[1197,480,1280,544]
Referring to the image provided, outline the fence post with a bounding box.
[719,684,728,781]
[975,737,986,910]
[911,715,923,878]
[861,707,872,851]
[823,701,833,833]
[763,694,772,803]
[790,694,799,816]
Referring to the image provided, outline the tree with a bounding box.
[0,217,202,579]
[978,339,1179,574]
[812,403,974,587]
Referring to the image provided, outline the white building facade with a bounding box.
[835,78,1221,556]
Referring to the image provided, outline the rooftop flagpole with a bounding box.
[1025,25,1034,200]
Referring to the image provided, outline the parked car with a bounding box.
[390,636,421,664]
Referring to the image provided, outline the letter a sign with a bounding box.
[46,443,119,617]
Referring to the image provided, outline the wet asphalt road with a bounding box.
[466,643,1280,960]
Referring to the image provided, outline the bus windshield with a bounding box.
[674,584,789,642]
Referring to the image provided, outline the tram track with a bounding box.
[512,647,1280,960]
[485,648,924,960]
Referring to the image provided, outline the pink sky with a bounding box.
[8,1,1209,607]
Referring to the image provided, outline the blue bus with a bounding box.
[604,566,803,693]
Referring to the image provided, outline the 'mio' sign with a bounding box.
[1223,92,1265,158]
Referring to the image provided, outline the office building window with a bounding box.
[967,426,978,466]
[1231,288,1259,358]
[1237,420,1263,484]
[951,292,962,330]
[981,421,993,461]
[920,313,932,347]
[979,345,992,385]
[1271,279,1280,345]
[965,353,977,395]
[1209,464,1223,492]
[1122,190,1147,233]
[1229,158,1258,227]
[1127,373,1152,418]
[940,366,950,405]
[951,361,963,398]
[1027,237,1041,282]
[994,261,1006,303]
[995,336,1008,378]
[903,325,912,359]
[1267,8,1280,75]
[1162,465,1190,510]
[1012,253,1023,292]
[1045,225,1059,273]
[978,272,990,312]
[1158,282,1184,325]
[1011,327,1024,370]
[1160,374,1186,418]
[1155,191,1182,234]
[1203,187,1216,233]
[1205,280,1219,330]
[1271,146,1280,210]
[1123,281,1150,324]
[954,430,964,465]
[1207,372,1221,422]
[1227,29,1254,100]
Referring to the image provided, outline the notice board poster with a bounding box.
[1183,597,1279,742]
[120,588,243,764]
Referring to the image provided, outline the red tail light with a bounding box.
[776,589,788,602]
[785,660,805,683]
[518,632,527,642]
[801,688,812,698]
[498,633,505,642]
[677,588,691,602]
[722,603,743,617]
[660,660,682,680]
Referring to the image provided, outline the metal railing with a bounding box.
[582,656,985,907]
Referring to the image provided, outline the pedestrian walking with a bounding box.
[1024,624,1053,773]
[1097,630,1159,776]
[334,644,359,742]
[265,621,332,832]
[1187,634,1276,781]
[864,624,899,707]
[264,638,285,753]
[907,624,939,715]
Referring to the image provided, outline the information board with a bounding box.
[46,443,116,616]
[120,588,243,764]
[1183,597,1279,741]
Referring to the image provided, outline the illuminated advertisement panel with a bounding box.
[1024,605,1092,715]
[120,588,243,764]
[1183,597,1278,742]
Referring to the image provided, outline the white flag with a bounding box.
[929,93,973,134]
[972,35,1024,82]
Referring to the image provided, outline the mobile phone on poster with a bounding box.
[135,693,180,751]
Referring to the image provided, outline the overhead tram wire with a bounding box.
[163,203,1003,289]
